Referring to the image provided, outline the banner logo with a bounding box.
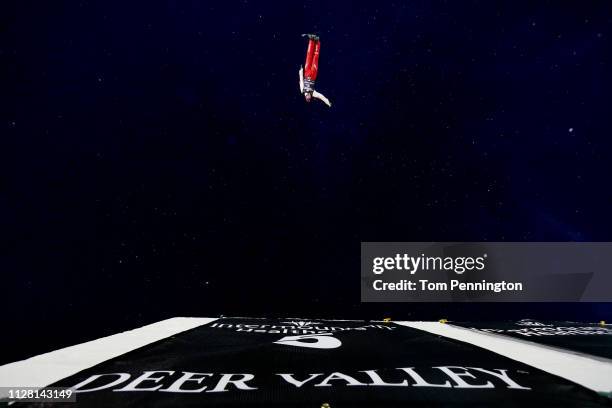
[274,333,342,349]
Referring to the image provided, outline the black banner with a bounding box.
[453,319,612,360]
[17,318,611,407]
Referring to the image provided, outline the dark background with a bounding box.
[2,0,612,364]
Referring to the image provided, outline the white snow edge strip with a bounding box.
[395,321,612,394]
[0,317,217,399]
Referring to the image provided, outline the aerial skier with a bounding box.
[299,34,332,107]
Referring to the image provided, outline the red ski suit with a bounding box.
[304,38,321,81]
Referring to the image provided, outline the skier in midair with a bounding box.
[299,34,332,107]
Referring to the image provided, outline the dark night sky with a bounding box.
[2,0,612,363]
